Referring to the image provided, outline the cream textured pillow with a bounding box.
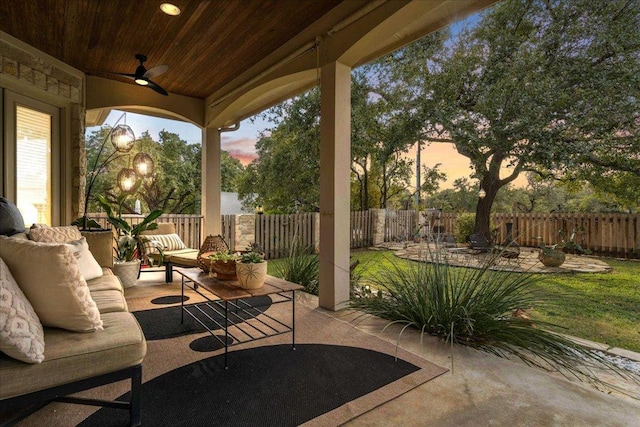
[0,237,103,332]
[29,225,82,243]
[0,257,45,363]
[65,237,104,281]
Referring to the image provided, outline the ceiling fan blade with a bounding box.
[147,80,168,96]
[144,64,168,79]
[102,72,136,80]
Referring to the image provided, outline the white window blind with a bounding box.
[16,105,52,226]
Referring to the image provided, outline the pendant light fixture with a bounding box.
[133,138,154,177]
[111,114,136,153]
[117,167,138,193]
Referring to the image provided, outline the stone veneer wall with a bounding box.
[0,37,85,220]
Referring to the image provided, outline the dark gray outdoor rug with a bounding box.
[79,344,420,427]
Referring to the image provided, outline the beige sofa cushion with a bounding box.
[0,237,103,332]
[86,270,123,293]
[91,289,128,314]
[0,258,45,363]
[0,311,146,399]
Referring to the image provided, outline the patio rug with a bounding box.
[18,288,448,426]
[79,344,420,426]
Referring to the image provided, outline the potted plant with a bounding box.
[96,194,163,287]
[537,237,566,267]
[235,245,267,289]
[208,250,241,280]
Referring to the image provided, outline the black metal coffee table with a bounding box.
[175,267,303,368]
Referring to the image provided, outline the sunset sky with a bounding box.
[89,110,526,190]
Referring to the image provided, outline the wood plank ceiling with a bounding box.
[0,0,345,99]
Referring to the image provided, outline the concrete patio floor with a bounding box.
[133,271,640,426]
[331,305,640,426]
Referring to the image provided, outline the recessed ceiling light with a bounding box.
[160,3,181,16]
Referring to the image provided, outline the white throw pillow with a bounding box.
[0,257,45,363]
[0,236,103,332]
[65,237,104,281]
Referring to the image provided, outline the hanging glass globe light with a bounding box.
[117,168,138,192]
[111,124,135,153]
[133,152,154,177]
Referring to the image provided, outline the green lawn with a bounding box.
[347,250,640,352]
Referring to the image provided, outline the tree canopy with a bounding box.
[386,0,640,238]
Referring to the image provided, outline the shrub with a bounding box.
[351,249,639,387]
[454,213,476,243]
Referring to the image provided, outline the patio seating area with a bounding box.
[379,242,613,274]
[12,270,640,425]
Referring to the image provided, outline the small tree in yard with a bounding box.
[388,0,640,240]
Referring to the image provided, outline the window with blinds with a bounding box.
[16,105,52,226]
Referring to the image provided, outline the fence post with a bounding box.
[234,214,256,251]
[371,209,386,246]
[313,212,320,253]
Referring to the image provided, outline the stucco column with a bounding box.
[202,127,222,237]
[318,61,351,311]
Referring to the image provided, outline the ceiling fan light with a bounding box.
[160,3,181,16]
[135,78,149,86]
[133,152,155,177]
[117,168,138,193]
[111,124,136,153]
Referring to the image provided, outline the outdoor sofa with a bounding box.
[0,207,146,427]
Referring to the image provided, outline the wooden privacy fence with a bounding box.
[221,215,235,250]
[351,210,374,248]
[255,213,316,259]
[493,213,640,258]
[87,213,203,249]
[384,210,417,242]
[89,211,639,258]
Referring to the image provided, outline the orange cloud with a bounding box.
[222,136,258,166]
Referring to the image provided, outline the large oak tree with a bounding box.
[389,0,640,239]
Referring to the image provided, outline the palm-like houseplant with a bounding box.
[96,194,163,287]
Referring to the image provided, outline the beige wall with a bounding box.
[1,31,85,224]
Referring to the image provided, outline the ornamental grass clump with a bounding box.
[351,248,639,388]
[273,243,319,295]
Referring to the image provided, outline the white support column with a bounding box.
[202,127,222,237]
[318,60,351,311]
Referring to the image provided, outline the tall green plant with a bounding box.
[351,249,639,388]
[96,194,163,261]
[273,244,319,295]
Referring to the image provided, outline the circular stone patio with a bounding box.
[376,242,612,274]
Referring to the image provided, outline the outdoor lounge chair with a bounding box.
[139,223,199,282]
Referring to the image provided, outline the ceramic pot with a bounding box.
[539,250,566,267]
[236,261,267,289]
[113,259,141,288]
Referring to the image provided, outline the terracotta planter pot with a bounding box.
[539,250,566,267]
[236,261,267,289]
[113,259,141,288]
[209,259,238,280]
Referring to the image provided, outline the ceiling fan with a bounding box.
[107,54,169,96]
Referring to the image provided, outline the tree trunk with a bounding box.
[472,176,501,243]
